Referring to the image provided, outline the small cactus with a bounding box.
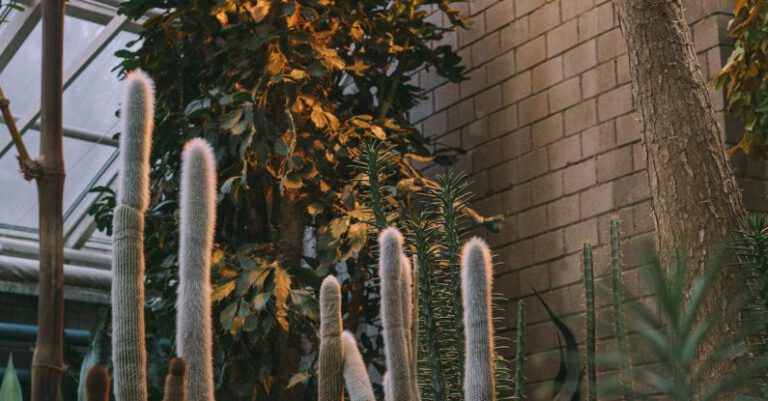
[341,331,376,401]
[460,237,496,401]
[177,138,218,401]
[112,69,154,401]
[85,364,110,401]
[319,276,344,401]
[514,299,525,400]
[162,358,189,401]
[610,218,634,401]
[584,243,597,401]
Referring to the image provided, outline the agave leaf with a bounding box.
[0,354,23,401]
[534,290,581,401]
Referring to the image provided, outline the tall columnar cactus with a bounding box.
[583,243,597,401]
[514,299,525,401]
[610,218,634,401]
[162,358,189,401]
[85,364,110,401]
[177,138,218,401]
[379,228,415,401]
[341,331,376,401]
[409,255,420,401]
[112,69,154,401]
[460,238,496,401]
[319,276,344,401]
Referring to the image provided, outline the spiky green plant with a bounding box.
[583,243,597,401]
[0,354,23,401]
[610,218,634,400]
[514,300,525,401]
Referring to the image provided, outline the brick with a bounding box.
[489,160,519,191]
[433,82,459,111]
[469,0,497,15]
[410,92,433,122]
[487,50,516,84]
[489,105,518,138]
[516,0,545,17]
[532,56,564,91]
[532,114,564,148]
[486,0,515,32]
[564,40,598,78]
[596,1,616,32]
[633,142,646,171]
[502,181,532,214]
[547,19,578,57]
[564,99,597,135]
[518,205,548,236]
[548,134,581,169]
[533,229,564,263]
[597,28,626,63]
[502,71,532,104]
[519,265,550,295]
[475,85,503,118]
[472,139,504,171]
[548,194,580,228]
[500,238,534,270]
[562,0,594,20]
[693,15,726,53]
[580,126,600,158]
[633,201,654,234]
[549,253,582,288]
[472,32,501,66]
[460,66,488,98]
[495,271,521,303]
[617,54,631,84]
[422,111,448,138]
[447,98,475,130]
[564,158,596,194]
[579,182,614,217]
[501,16,530,51]
[581,60,617,99]
[614,171,650,207]
[597,145,633,182]
[518,148,548,181]
[462,117,490,148]
[530,1,561,37]
[458,15,486,47]
[549,76,581,112]
[564,218,598,254]
[615,112,641,145]
[517,36,547,71]
[597,84,633,122]
[518,91,549,125]
[531,172,563,204]
[502,126,532,159]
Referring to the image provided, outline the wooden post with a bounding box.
[31,0,67,400]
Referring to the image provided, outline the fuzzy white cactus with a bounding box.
[319,275,344,401]
[112,69,154,401]
[177,138,218,401]
[341,331,376,401]
[379,228,414,401]
[461,237,496,401]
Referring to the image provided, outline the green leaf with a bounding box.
[0,354,23,401]
[184,98,212,116]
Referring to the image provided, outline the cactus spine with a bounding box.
[583,243,597,401]
[85,364,110,401]
[460,238,496,401]
[610,218,634,401]
[319,276,344,401]
[379,228,415,401]
[162,358,189,401]
[177,138,217,401]
[514,299,525,400]
[410,255,420,401]
[341,331,376,401]
[112,69,154,401]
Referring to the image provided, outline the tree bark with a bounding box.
[612,0,748,391]
[31,1,67,400]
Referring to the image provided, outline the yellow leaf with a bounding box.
[370,125,386,140]
[324,111,340,130]
[215,11,229,25]
[350,21,364,41]
[287,69,307,80]
[247,0,271,23]
[346,58,370,76]
[311,104,327,128]
[212,280,236,303]
[274,268,292,331]
[230,316,245,335]
[265,46,287,75]
[405,153,434,162]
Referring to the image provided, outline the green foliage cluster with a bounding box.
[718,0,768,156]
[91,0,476,398]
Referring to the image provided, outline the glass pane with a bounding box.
[63,31,140,135]
[0,16,104,119]
[0,129,40,229]
[62,138,117,213]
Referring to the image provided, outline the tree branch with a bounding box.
[0,85,42,180]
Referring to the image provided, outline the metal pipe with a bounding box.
[0,322,90,346]
[0,237,111,268]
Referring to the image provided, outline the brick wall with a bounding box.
[411,0,767,398]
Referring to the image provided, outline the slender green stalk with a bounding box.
[584,243,597,401]
[610,218,634,401]
[514,299,525,400]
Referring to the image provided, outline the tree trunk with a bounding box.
[612,0,748,391]
[31,1,66,400]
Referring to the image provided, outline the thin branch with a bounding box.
[0,85,41,180]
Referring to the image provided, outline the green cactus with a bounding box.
[583,243,597,401]
[514,299,525,401]
[610,218,634,401]
[112,69,154,401]
[177,138,218,401]
[319,276,344,401]
[461,238,496,401]
[162,358,188,401]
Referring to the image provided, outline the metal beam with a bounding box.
[0,13,127,159]
[0,0,42,73]
[64,153,117,247]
